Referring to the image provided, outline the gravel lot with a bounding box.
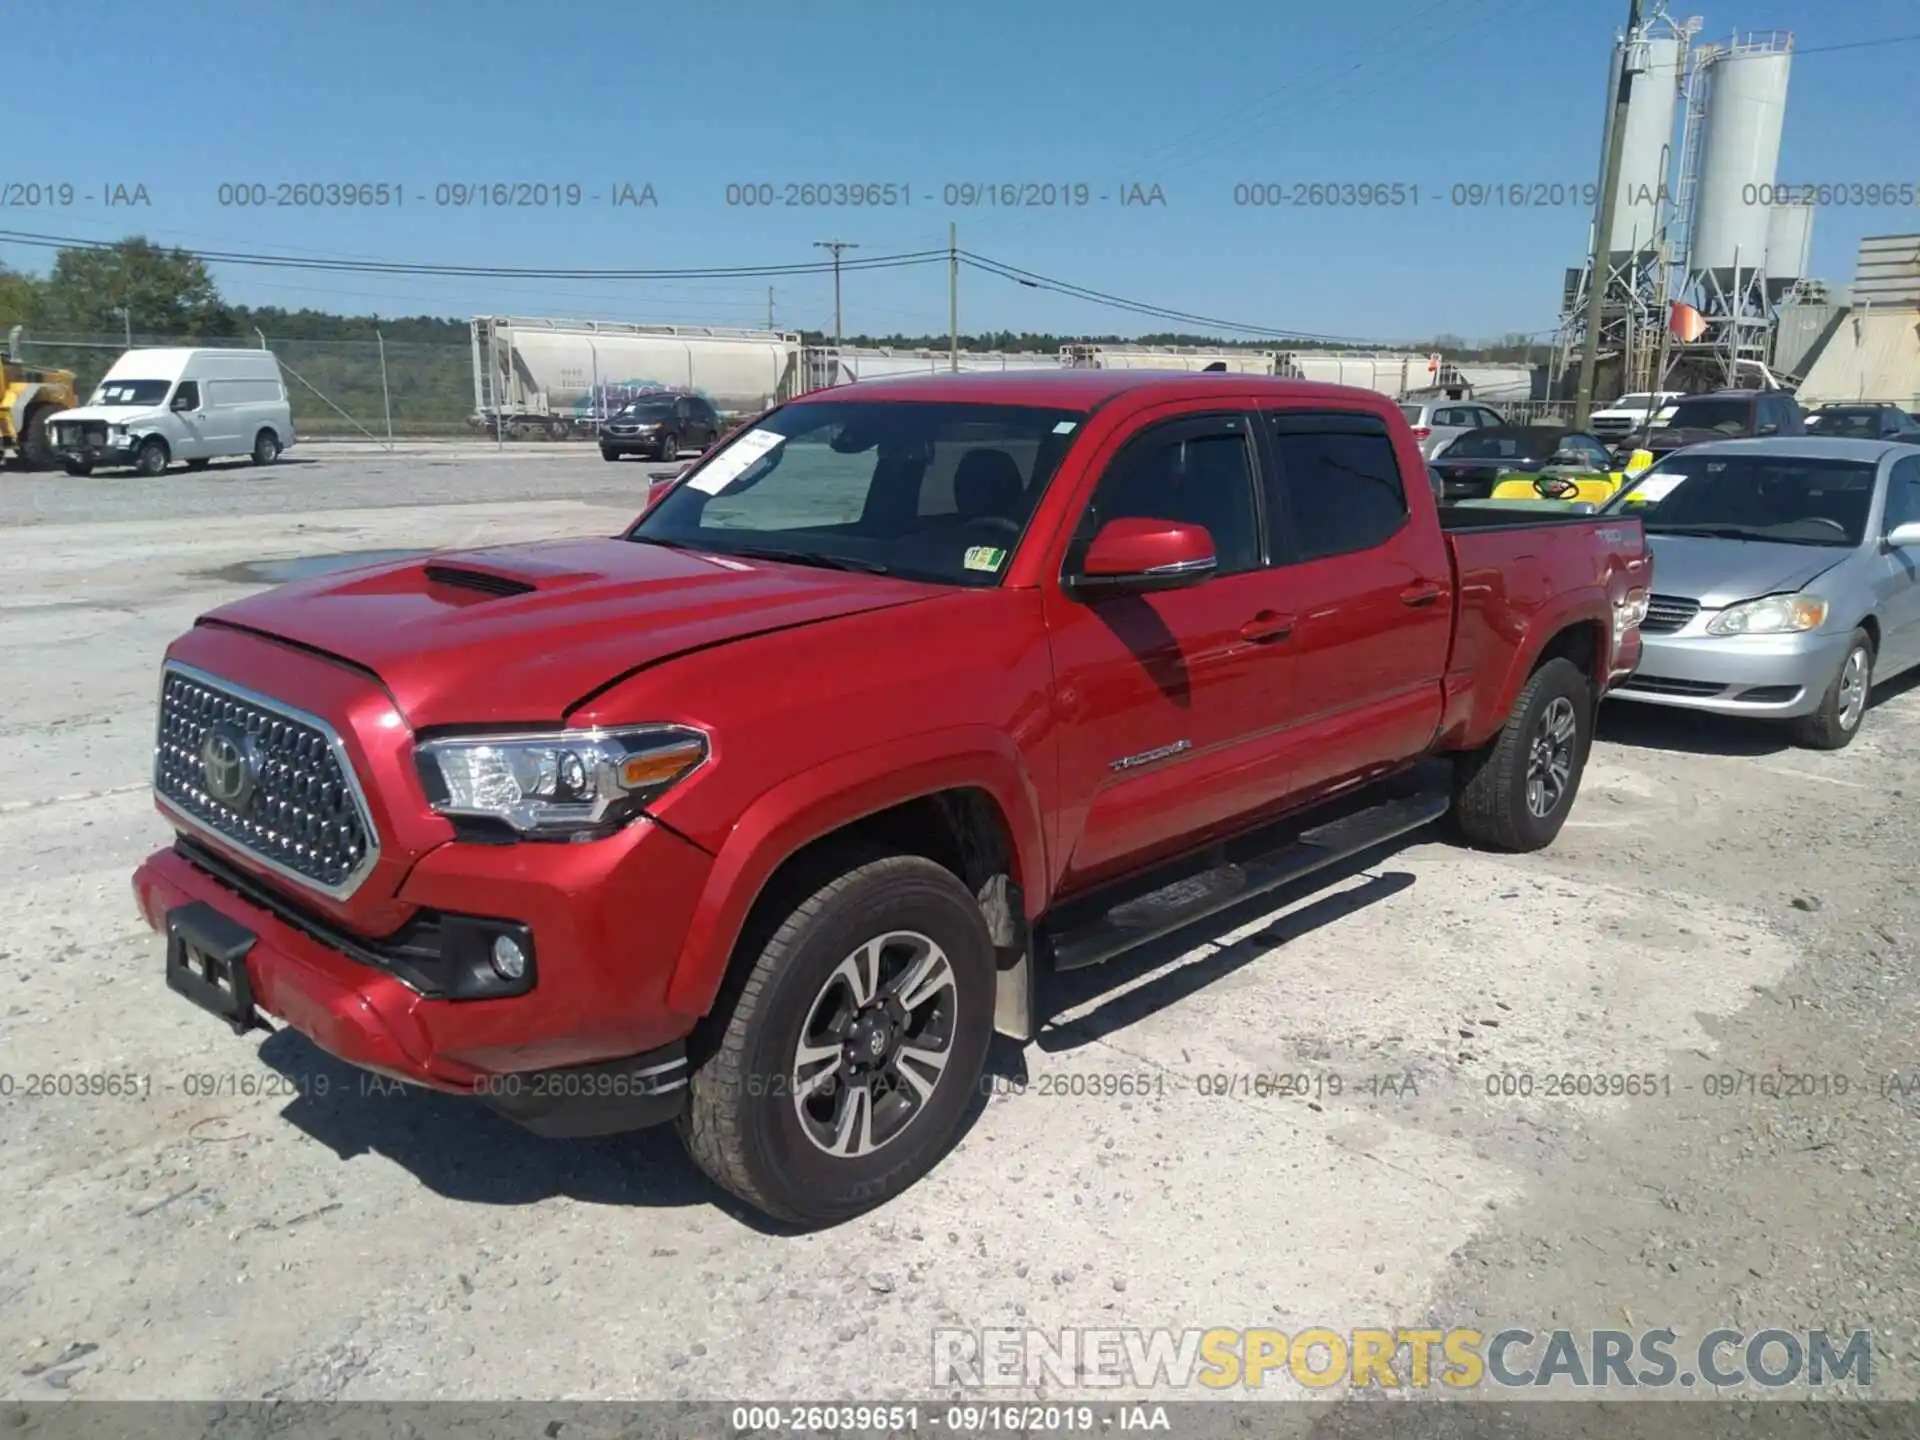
[1,443,1915,1423]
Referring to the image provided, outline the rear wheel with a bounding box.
[134,437,170,477]
[1452,657,1592,852]
[1789,630,1873,750]
[679,852,994,1228]
[250,430,280,465]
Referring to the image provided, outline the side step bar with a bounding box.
[1041,787,1450,973]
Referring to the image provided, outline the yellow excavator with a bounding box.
[2,336,80,470]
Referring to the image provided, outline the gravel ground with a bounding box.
[0,448,1915,1426]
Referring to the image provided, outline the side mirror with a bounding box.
[1756,422,1778,436]
[1887,522,1920,549]
[1067,517,1216,596]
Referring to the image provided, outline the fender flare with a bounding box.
[663,726,1048,1016]
[1478,593,1612,743]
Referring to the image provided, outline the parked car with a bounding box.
[1602,436,1920,748]
[599,391,723,462]
[1432,426,1615,502]
[1588,391,1683,446]
[132,370,1649,1226]
[1399,398,1507,460]
[46,348,294,477]
[1617,389,1806,469]
[1804,404,1920,441]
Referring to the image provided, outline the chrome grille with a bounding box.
[1640,595,1700,634]
[154,665,378,897]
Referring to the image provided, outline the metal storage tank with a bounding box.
[1283,354,1421,396]
[1688,35,1793,282]
[812,348,1061,385]
[1764,202,1815,296]
[1063,345,1279,374]
[1606,34,1683,256]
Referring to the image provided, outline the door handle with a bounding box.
[1240,611,1294,642]
[1400,583,1444,607]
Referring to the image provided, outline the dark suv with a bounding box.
[1624,389,1805,464]
[599,392,723,462]
[1805,403,1920,440]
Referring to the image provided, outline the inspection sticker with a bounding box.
[686,429,785,494]
[1623,472,1685,503]
[963,546,1008,572]
[1052,421,1078,434]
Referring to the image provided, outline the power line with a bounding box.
[0,228,947,281]
[1790,29,1920,55]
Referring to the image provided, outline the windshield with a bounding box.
[613,401,674,420]
[628,398,1088,585]
[90,379,170,406]
[1656,397,1751,433]
[1613,393,1654,410]
[1602,454,1877,546]
[1441,431,1556,460]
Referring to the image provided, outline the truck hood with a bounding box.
[1644,534,1849,608]
[50,405,165,426]
[196,537,940,726]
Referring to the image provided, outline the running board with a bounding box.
[1041,788,1450,973]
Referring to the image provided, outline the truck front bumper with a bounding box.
[55,439,140,466]
[1606,627,1850,719]
[132,815,715,1137]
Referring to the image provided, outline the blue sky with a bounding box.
[6,0,1916,344]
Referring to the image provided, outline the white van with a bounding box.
[47,348,295,476]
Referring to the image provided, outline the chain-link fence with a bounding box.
[10,331,475,440]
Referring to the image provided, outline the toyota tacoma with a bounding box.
[133,371,1650,1226]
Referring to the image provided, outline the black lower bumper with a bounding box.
[476,1042,689,1137]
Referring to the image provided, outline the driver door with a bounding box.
[1043,410,1297,891]
[166,380,211,459]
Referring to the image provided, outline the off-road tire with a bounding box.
[17,404,55,471]
[134,437,170,477]
[678,851,995,1228]
[1452,656,1593,852]
[1788,629,1873,751]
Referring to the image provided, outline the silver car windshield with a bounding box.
[1605,455,1875,546]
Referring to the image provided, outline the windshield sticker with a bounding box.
[963,545,1008,572]
[685,430,785,495]
[1624,473,1686,503]
[1052,421,1078,434]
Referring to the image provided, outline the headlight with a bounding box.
[1704,593,1828,637]
[417,725,707,837]
[1614,589,1649,638]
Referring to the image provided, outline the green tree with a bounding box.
[0,264,48,329]
[43,237,234,336]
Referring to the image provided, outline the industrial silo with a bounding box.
[1605,34,1683,257]
[1765,202,1815,297]
[1688,34,1793,285]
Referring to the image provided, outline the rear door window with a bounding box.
[1262,411,1409,562]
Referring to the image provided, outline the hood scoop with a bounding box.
[423,564,538,598]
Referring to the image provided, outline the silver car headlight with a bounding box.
[417,725,707,837]
[1704,593,1828,637]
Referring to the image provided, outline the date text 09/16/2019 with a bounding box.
[213,183,659,209]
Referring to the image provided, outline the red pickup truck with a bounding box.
[134,371,1649,1226]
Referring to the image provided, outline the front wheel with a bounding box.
[600,446,620,462]
[134,437,170,477]
[1452,656,1592,852]
[657,432,679,461]
[61,459,93,477]
[679,852,995,1228]
[1789,630,1873,750]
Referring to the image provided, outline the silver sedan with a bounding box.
[1601,436,1920,748]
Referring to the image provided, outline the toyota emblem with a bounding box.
[200,723,257,809]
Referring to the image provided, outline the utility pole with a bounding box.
[813,240,859,348]
[767,286,774,329]
[948,222,959,372]
[1574,0,1644,429]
